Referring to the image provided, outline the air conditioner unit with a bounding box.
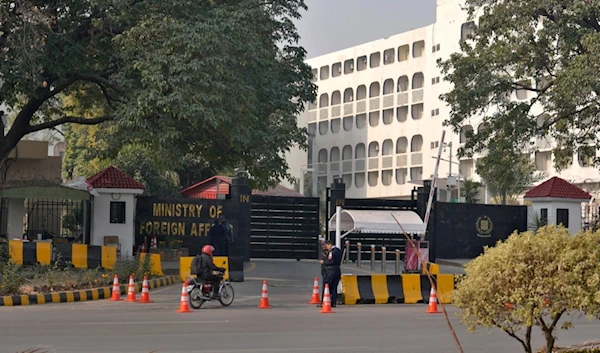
[337,66,342,73]
[349,63,354,70]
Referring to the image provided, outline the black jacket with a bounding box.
[197,253,224,279]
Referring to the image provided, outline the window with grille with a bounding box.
[110,202,126,224]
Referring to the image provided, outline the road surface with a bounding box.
[0,259,597,353]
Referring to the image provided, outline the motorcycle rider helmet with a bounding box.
[201,245,214,256]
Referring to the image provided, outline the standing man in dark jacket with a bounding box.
[208,219,226,256]
[319,240,342,307]
[196,245,226,299]
[319,238,328,304]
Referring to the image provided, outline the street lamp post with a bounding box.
[432,155,463,203]
[299,165,315,197]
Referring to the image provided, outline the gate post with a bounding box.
[395,249,401,274]
[344,240,350,264]
[327,178,345,241]
[370,244,375,270]
[357,242,362,267]
[229,171,252,282]
[381,246,387,273]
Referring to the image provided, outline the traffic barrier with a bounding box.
[421,262,440,275]
[54,244,117,270]
[8,240,52,266]
[0,276,177,306]
[139,253,164,276]
[341,274,455,305]
[179,256,229,282]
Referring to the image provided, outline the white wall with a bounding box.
[528,199,584,234]
[90,188,141,258]
[286,0,600,201]
[7,198,24,239]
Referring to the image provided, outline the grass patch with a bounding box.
[0,246,156,296]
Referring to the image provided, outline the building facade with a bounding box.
[288,0,600,203]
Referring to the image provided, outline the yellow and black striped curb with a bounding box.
[0,276,177,307]
[341,273,455,305]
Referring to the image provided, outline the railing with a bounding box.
[396,154,408,167]
[412,89,424,102]
[319,108,329,120]
[411,152,423,165]
[397,92,409,106]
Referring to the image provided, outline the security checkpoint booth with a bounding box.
[328,207,428,273]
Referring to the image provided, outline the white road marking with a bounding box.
[80,320,229,325]
[198,347,372,352]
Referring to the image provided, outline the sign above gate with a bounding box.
[136,197,229,238]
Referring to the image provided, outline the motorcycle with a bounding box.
[185,270,235,309]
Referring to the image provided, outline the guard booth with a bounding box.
[328,208,427,271]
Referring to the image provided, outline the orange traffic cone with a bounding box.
[138,276,153,304]
[320,284,334,314]
[176,283,193,313]
[125,275,138,302]
[258,280,272,309]
[425,286,441,314]
[308,277,321,304]
[110,274,122,301]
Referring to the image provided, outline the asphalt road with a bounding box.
[1,259,598,353]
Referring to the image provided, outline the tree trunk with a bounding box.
[544,330,555,353]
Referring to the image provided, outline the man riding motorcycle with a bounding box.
[196,245,226,299]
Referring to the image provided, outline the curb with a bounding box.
[0,275,177,307]
[436,260,468,268]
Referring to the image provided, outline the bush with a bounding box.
[454,226,600,353]
[0,261,24,296]
[113,254,153,283]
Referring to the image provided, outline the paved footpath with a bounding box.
[1,259,598,353]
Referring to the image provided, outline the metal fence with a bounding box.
[23,199,89,242]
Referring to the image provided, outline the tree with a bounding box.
[476,140,546,205]
[439,0,600,170]
[453,226,600,353]
[1,0,316,189]
[461,178,482,204]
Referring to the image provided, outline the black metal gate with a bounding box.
[250,195,320,260]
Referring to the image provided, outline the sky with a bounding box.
[294,0,438,59]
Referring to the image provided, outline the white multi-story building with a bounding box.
[287,0,600,203]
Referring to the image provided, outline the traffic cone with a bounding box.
[125,275,138,302]
[138,276,153,304]
[320,284,334,314]
[425,286,441,314]
[258,280,272,309]
[176,283,193,313]
[308,277,321,304]
[110,274,122,301]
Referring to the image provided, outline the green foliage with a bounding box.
[439,0,600,171]
[1,0,316,190]
[0,261,24,296]
[114,255,153,283]
[461,178,482,204]
[476,143,546,205]
[454,226,600,353]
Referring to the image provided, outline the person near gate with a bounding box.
[209,218,226,256]
[319,239,342,307]
[319,238,329,305]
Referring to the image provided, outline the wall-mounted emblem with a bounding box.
[476,215,493,238]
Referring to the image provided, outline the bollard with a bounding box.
[381,246,387,273]
[344,240,350,264]
[357,242,362,267]
[395,249,401,274]
[370,245,375,270]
